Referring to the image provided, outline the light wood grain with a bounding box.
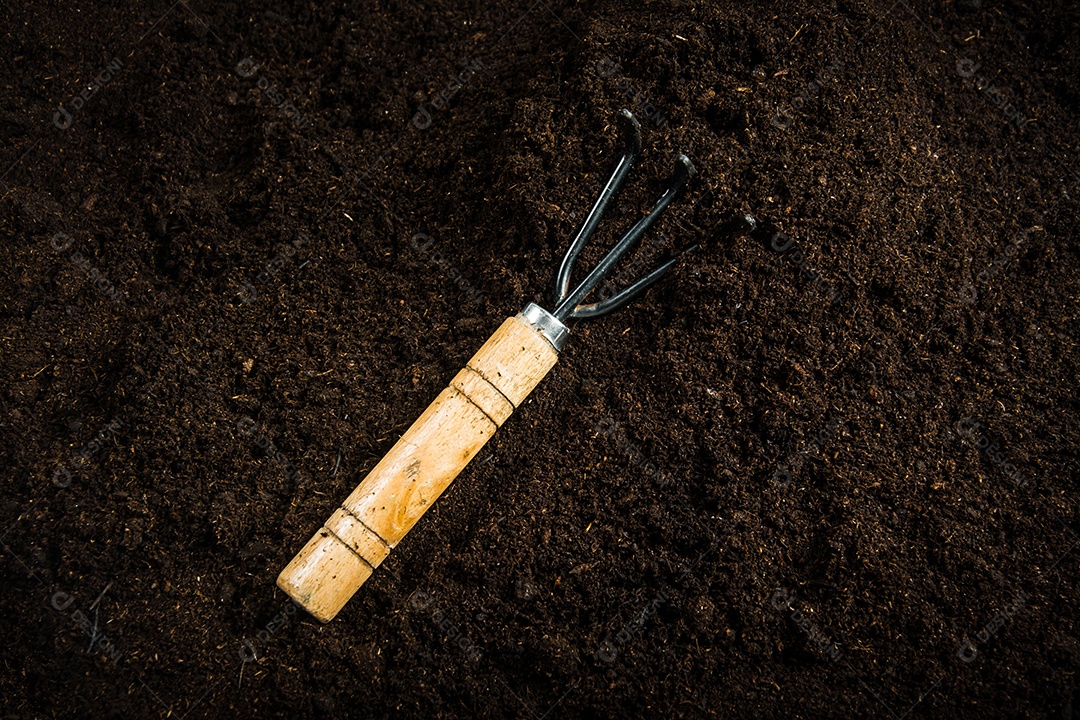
[277,315,558,622]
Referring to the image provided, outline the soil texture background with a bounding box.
[1,0,1078,717]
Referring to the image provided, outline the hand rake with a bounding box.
[278,109,698,621]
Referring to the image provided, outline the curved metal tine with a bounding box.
[554,110,642,305]
[573,214,756,319]
[570,256,680,319]
[553,154,696,321]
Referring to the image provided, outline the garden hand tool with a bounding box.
[278,109,695,621]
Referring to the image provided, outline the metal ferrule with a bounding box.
[517,303,569,353]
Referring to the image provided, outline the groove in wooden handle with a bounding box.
[277,315,559,622]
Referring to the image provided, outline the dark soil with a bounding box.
[1,0,1077,717]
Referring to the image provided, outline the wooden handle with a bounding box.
[277,315,559,622]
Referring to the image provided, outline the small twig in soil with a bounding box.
[88,581,112,611]
[86,581,112,654]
